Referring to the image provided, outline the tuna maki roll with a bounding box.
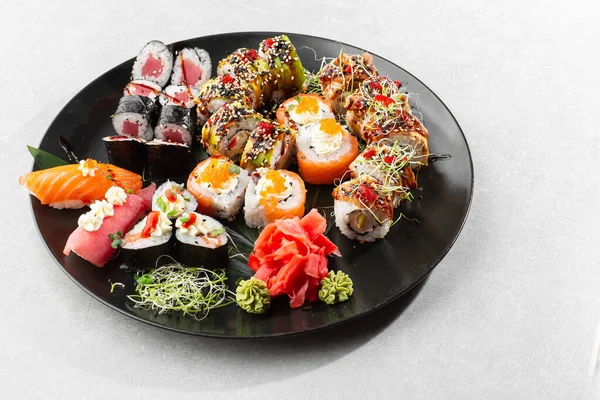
[146,139,195,182]
[123,80,162,100]
[112,95,157,141]
[159,84,197,108]
[151,180,198,219]
[174,212,229,269]
[240,120,296,171]
[131,40,174,88]
[102,136,147,175]
[201,102,262,162]
[121,211,173,269]
[154,104,195,146]
[187,155,250,221]
[171,47,212,91]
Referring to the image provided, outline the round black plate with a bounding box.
[32,32,473,338]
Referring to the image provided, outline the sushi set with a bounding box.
[22,33,473,337]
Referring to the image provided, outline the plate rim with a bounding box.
[30,31,474,339]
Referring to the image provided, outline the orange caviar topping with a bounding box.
[294,95,319,114]
[319,118,345,136]
[199,158,233,189]
[260,170,287,209]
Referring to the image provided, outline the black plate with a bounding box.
[31,32,473,338]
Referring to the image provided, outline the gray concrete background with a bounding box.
[1,0,599,398]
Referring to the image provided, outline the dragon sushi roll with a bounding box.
[174,212,229,269]
[112,95,157,141]
[296,118,358,185]
[195,75,254,126]
[187,156,250,220]
[121,210,173,269]
[332,177,394,242]
[244,168,306,228]
[146,139,195,182]
[102,136,147,175]
[258,35,305,100]
[349,142,417,207]
[318,52,378,115]
[201,102,262,162]
[170,47,212,91]
[240,120,296,171]
[276,93,335,131]
[217,48,273,106]
[123,80,162,100]
[151,181,197,219]
[154,105,195,146]
[131,40,173,88]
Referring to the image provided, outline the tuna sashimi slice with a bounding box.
[63,183,156,267]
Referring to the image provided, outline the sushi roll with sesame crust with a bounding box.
[187,156,250,221]
[195,75,255,127]
[244,168,306,228]
[296,118,358,185]
[240,120,296,172]
[258,35,305,101]
[276,93,335,132]
[217,48,273,106]
[201,102,262,162]
[332,177,394,242]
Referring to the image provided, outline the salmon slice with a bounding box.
[19,163,143,209]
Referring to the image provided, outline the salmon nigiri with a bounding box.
[19,159,143,209]
[296,118,358,185]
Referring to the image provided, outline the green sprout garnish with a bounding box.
[125,188,134,194]
[128,264,235,320]
[179,215,190,223]
[167,210,179,218]
[110,282,124,293]
[108,231,124,249]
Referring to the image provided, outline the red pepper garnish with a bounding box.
[141,211,160,238]
[393,80,402,87]
[383,155,395,164]
[369,81,382,91]
[164,188,177,202]
[181,213,197,229]
[374,95,395,107]
[264,38,275,48]
[221,74,234,85]
[344,65,352,74]
[227,136,238,150]
[363,148,376,159]
[245,49,259,61]
[357,183,378,205]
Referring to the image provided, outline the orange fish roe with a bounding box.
[199,158,234,189]
[294,95,319,114]
[319,118,345,136]
[259,170,287,208]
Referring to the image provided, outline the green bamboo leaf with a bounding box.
[27,145,69,169]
